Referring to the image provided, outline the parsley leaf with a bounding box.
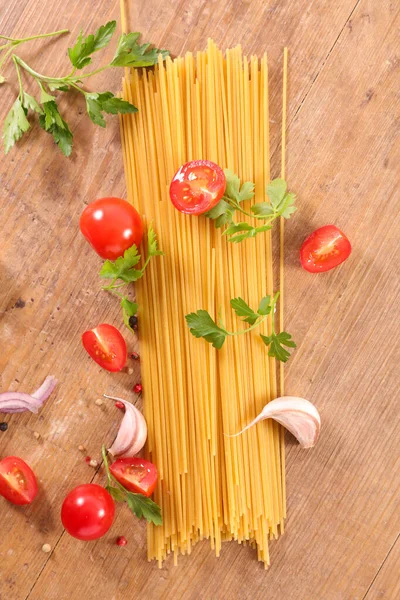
[121,297,138,332]
[106,485,126,503]
[257,296,272,316]
[68,21,117,69]
[100,244,142,282]
[22,92,42,115]
[38,101,73,156]
[86,92,137,128]
[223,169,255,203]
[126,492,162,526]
[205,200,236,228]
[223,222,271,243]
[3,97,30,153]
[230,297,259,325]
[111,33,169,68]
[185,310,228,349]
[267,178,287,207]
[260,331,296,363]
[147,223,164,258]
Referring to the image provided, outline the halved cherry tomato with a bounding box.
[0,456,38,505]
[169,160,226,215]
[300,225,352,273]
[82,324,127,372]
[110,457,158,498]
[61,484,115,541]
[80,197,143,260]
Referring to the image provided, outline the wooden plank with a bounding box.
[364,536,400,600]
[0,0,399,599]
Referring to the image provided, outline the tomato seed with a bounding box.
[116,536,128,547]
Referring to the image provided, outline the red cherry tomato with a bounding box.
[110,457,158,498]
[169,160,226,215]
[61,484,115,541]
[80,197,143,260]
[0,456,38,505]
[82,324,127,372]
[300,225,352,273]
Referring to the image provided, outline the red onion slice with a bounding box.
[0,376,57,414]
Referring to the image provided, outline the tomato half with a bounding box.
[300,225,352,273]
[110,457,158,498]
[82,324,127,372]
[80,197,143,260]
[0,456,38,505]
[169,160,226,215]
[61,484,115,541]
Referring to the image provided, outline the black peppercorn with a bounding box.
[0,422,8,432]
[129,315,138,330]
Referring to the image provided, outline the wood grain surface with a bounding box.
[0,0,399,599]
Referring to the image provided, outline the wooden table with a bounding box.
[1,1,399,598]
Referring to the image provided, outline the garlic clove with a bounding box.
[229,396,321,448]
[104,395,147,457]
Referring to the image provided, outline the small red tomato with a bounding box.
[82,324,127,372]
[61,484,115,541]
[110,457,158,498]
[300,225,352,273]
[169,160,226,215]
[80,197,143,260]
[0,456,38,505]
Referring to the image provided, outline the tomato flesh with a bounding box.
[82,324,127,372]
[300,225,352,273]
[169,160,226,215]
[0,456,38,505]
[110,457,158,497]
[61,484,115,541]
[80,197,143,260]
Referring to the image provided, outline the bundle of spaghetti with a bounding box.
[119,38,288,567]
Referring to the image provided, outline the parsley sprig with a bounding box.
[185,292,296,362]
[1,21,169,155]
[99,224,163,332]
[205,170,296,242]
[101,446,162,526]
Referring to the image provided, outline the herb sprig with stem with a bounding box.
[1,21,169,155]
[205,170,296,243]
[99,224,164,332]
[101,446,162,526]
[185,292,296,362]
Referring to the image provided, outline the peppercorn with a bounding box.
[133,383,142,394]
[129,316,138,330]
[0,422,8,432]
[130,352,140,361]
[116,536,128,547]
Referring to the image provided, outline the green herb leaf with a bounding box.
[40,88,55,104]
[279,192,297,219]
[266,178,287,208]
[100,244,141,282]
[3,97,30,153]
[106,485,126,503]
[223,169,254,203]
[185,310,228,349]
[111,33,169,68]
[38,101,73,156]
[22,92,42,115]
[147,224,164,258]
[205,200,236,227]
[257,296,272,316]
[48,82,70,92]
[251,202,275,217]
[223,222,254,236]
[230,297,259,325]
[121,297,138,332]
[126,492,163,526]
[260,331,296,363]
[86,92,137,127]
[68,21,117,69]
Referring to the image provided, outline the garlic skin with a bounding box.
[104,395,147,457]
[230,396,321,448]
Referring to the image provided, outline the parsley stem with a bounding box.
[0,29,69,43]
[228,314,268,336]
[69,81,87,95]
[270,291,280,335]
[71,64,111,80]
[0,45,15,70]
[13,55,62,83]
[12,56,24,94]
